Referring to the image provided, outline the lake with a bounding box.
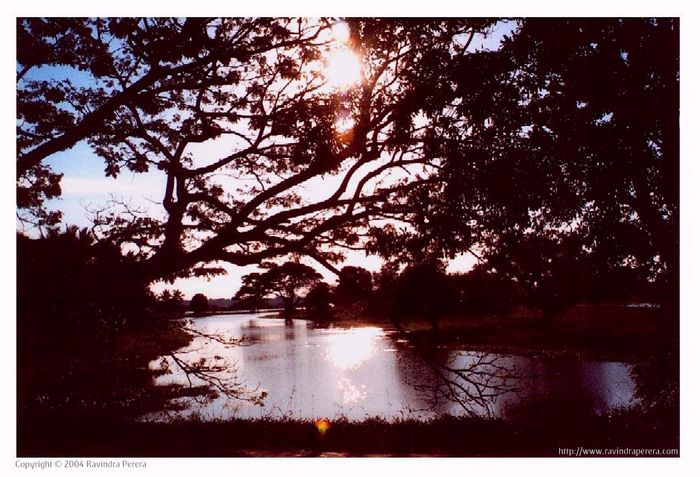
[150,313,639,421]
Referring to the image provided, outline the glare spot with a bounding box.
[315,418,331,436]
[331,22,351,43]
[325,327,381,370]
[325,48,362,89]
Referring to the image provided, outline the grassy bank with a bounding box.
[18,406,678,457]
[312,304,676,362]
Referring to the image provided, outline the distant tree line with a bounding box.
[229,257,660,327]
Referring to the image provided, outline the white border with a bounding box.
[4,2,698,475]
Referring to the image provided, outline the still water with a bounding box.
[151,313,638,421]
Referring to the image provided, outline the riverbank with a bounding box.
[19,405,678,457]
[311,304,676,362]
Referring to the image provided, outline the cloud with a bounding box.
[60,174,162,198]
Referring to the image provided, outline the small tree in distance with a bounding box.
[189,293,209,315]
[234,273,268,312]
[235,262,322,320]
[158,289,185,316]
[304,282,333,319]
[334,266,374,308]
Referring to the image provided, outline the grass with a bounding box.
[18,405,678,457]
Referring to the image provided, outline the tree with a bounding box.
[18,18,677,318]
[370,18,679,316]
[394,261,456,329]
[235,261,322,318]
[304,282,333,319]
[158,289,185,315]
[17,17,498,283]
[16,228,209,427]
[17,227,154,334]
[233,272,268,311]
[450,264,515,316]
[189,293,209,314]
[333,266,373,308]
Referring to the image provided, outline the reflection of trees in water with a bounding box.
[411,349,526,418]
[414,350,675,420]
[157,322,267,412]
[629,352,679,411]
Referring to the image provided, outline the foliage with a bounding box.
[157,289,185,315]
[235,261,323,316]
[189,293,210,314]
[17,18,678,316]
[17,17,497,282]
[393,261,456,328]
[17,228,191,422]
[450,264,515,316]
[304,282,333,318]
[17,229,260,424]
[369,18,678,315]
[17,227,151,338]
[233,272,268,311]
[333,266,373,308]
[19,405,678,457]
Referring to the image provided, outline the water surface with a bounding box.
[151,313,638,421]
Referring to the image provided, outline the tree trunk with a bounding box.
[283,296,295,325]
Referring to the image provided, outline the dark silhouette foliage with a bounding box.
[157,289,185,316]
[450,265,515,316]
[393,261,456,329]
[189,293,210,315]
[333,266,374,309]
[369,18,678,317]
[17,228,191,425]
[232,273,267,311]
[304,282,333,319]
[17,227,151,340]
[235,262,322,317]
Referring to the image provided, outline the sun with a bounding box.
[325,48,362,89]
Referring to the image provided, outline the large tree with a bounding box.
[17,17,496,283]
[369,18,679,313]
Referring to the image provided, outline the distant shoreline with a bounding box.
[177,303,675,363]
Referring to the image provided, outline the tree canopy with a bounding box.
[189,293,209,314]
[333,265,373,307]
[17,17,497,282]
[368,18,679,308]
[235,261,322,315]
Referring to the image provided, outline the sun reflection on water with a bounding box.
[325,327,382,370]
[337,377,368,404]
